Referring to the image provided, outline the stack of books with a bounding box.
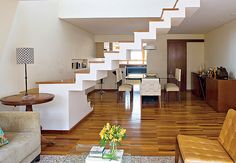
[89,146,105,158]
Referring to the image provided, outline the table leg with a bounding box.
[26,105,33,111]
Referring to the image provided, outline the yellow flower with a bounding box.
[120,129,126,135]
[99,128,105,139]
[109,134,113,139]
[106,123,110,130]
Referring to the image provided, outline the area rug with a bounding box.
[40,155,175,163]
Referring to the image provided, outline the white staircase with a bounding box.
[37,0,200,131]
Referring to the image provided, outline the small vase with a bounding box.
[103,142,117,160]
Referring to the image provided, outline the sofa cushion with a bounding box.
[0,132,40,163]
[0,128,9,147]
[178,135,233,163]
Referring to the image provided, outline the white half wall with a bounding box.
[187,42,205,90]
[0,0,95,110]
[205,19,236,79]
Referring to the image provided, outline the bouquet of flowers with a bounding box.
[99,123,126,159]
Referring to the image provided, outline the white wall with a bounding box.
[0,0,95,110]
[147,34,205,88]
[205,19,236,79]
[187,42,205,90]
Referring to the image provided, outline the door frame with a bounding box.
[167,39,204,91]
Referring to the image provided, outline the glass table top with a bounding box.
[62,144,132,163]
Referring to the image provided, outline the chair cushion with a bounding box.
[0,132,40,163]
[178,135,233,163]
[218,109,236,162]
[119,85,132,92]
[165,83,179,92]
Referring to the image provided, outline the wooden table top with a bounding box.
[0,93,54,106]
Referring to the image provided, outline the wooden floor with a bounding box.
[41,86,226,156]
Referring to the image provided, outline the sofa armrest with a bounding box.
[0,112,40,133]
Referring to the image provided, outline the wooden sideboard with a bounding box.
[191,72,206,99]
[206,78,236,112]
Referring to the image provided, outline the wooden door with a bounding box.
[167,40,187,91]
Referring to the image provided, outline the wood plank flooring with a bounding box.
[41,86,226,156]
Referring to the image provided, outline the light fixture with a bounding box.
[143,45,156,50]
[16,47,34,97]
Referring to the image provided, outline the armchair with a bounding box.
[176,109,236,163]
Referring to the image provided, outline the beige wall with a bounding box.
[205,19,236,79]
[0,0,95,110]
[0,0,18,57]
[187,42,205,90]
[147,34,205,88]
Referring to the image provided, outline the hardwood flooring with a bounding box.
[41,85,226,156]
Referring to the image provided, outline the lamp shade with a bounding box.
[16,48,34,64]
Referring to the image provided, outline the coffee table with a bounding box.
[62,144,131,163]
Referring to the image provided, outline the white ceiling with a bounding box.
[64,0,236,35]
[169,0,236,34]
[65,18,160,35]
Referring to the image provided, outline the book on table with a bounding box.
[89,146,105,157]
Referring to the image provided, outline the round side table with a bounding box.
[0,93,54,111]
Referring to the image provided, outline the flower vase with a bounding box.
[103,142,117,160]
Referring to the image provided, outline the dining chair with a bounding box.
[115,68,133,103]
[165,68,181,102]
[140,78,161,108]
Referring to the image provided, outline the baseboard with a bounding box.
[42,110,94,134]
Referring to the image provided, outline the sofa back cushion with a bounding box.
[218,109,236,162]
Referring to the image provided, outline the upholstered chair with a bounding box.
[140,78,161,108]
[165,68,181,102]
[175,109,236,163]
[115,68,133,102]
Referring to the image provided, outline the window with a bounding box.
[120,48,147,65]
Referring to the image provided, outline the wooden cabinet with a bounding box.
[206,78,236,112]
[191,72,206,99]
[191,72,201,97]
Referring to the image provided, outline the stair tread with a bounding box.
[75,68,90,74]
[36,79,75,84]
[89,60,105,63]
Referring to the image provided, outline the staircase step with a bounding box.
[89,60,105,64]
[161,8,179,18]
[36,79,75,84]
[75,68,90,74]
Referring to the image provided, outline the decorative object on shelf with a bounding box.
[99,123,126,160]
[16,47,34,98]
[71,59,88,70]
[216,67,228,80]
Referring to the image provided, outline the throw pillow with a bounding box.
[0,128,9,147]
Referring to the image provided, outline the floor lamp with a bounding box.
[16,48,34,97]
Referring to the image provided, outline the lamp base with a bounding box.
[22,94,36,101]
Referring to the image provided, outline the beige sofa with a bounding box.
[0,112,41,163]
